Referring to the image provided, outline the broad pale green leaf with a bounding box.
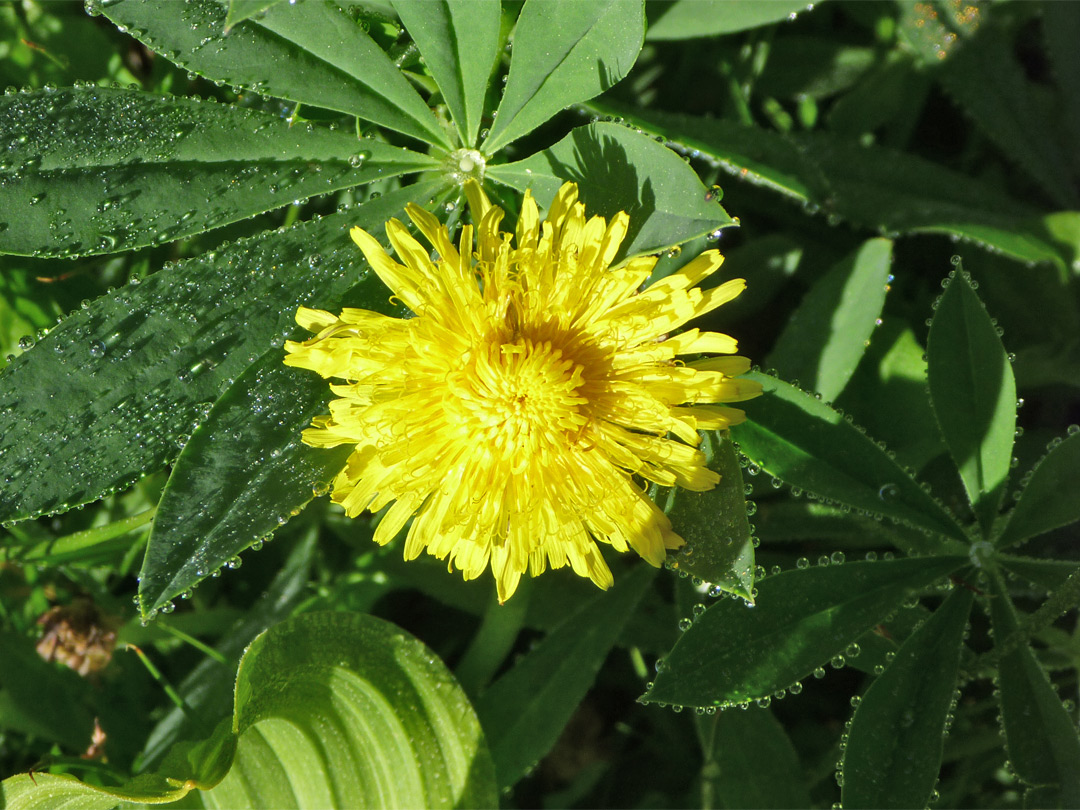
[927,268,1016,538]
[662,431,755,601]
[643,557,966,708]
[99,0,450,148]
[487,122,735,259]
[481,0,644,153]
[0,183,440,525]
[1,613,496,810]
[394,0,499,148]
[940,24,1078,209]
[586,102,1072,270]
[0,87,438,258]
[730,372,966,546]
[476,563,654,789]
[139,353,351,615]
[998,430,1080,549]
[646,0,821,40]
[767,238,893,402]
[841,587,974,809]
[697,706,811,809]
[988,574,1080,808]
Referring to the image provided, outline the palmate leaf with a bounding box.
[643,557,967,708]
[730,372,967,548]
[0,613,497,810]
[481,0,644,154]
[927,267,1016,538]
[0,87,437,258]
[393,0,500,149]
[587,102,1072,271]
[487,122,735,258]
[0,183,441,525]
[767,237,893,402]
[98,0,451,148]
[841,587,974,809]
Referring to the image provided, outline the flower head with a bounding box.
[285,181,761,602]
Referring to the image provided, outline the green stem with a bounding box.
[2,508,156,564]
[156,622,228,665]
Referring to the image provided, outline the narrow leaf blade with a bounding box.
[646,0,821,40]
[644,557,966,708]
[842,587,974,809]
[989,574,1080,808]
[102,0,450,147]
[731,372,966,546]
[487,122,735,259]
[927,267,1016,537]
[998,430,1080,548]
[767,237,893,402]
[482,0,644,153]
[394,0,500,147]
[0,88,437,257]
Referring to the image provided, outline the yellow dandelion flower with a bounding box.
[284,181,762,602]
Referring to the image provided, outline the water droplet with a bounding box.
[89,341,106,358]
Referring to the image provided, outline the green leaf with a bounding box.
[138,353,351,615]
[586,102,1072,270]
[646,0,822,40]
[393,0,500,148]
[1,613,497,810]
[487,122,735,258]
[841,587,974,809]
[0,632,96,750]
[224,0,283,30]
[0,87,438,258]
[100,0,451,148]
[475,563,654,789]
[998,430,1080,549]
[644,557,966,708]
[988,573,1080,808]
[927,267,1016,538]
[481,0,644,153]
[697,706,811,810]
[767,237,893,402]
[940,24,1078,209]
[662,431,755,601]
[0,183,441,525]
[730,372,966,547]
[998,555,1080,593]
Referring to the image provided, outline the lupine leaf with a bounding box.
[998,431,1080,549]
[662,431,755,601]
[988,574,1080,808]
[643,557,966,708]
[0,613,497,810]
[0,183,441,525]
[99,0,450,148]
[586,101,1071,270]
[927,267,1016,538]
[731,372,966,547]
[487,122,735,259]
[394,0,500,148]
[646,0,821,40]
[767,237,893,402]
[481,0,644,153]
[476,563,654,789]
[0,87,437,258]
[842,587,973,809]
